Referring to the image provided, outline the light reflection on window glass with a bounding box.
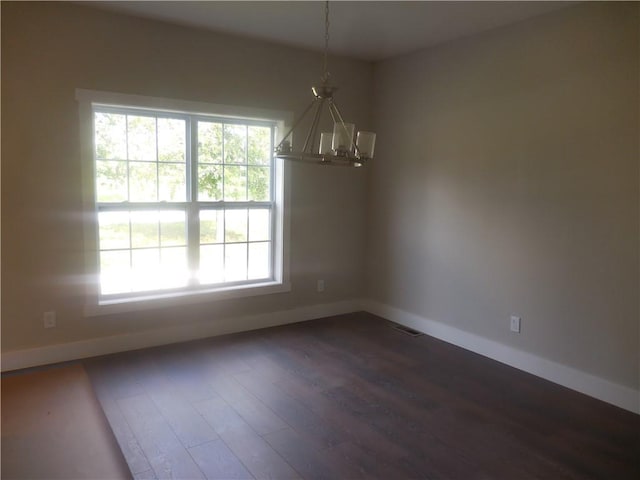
[199,244,224,285]
[225,243,247,282]
[95,108,276,296]
[248,242,270,280]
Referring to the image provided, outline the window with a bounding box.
[79,91,289,309]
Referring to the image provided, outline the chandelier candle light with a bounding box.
[275,1,376,167]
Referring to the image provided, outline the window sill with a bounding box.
[84,281,291,317]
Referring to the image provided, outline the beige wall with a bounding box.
[368,2,639,389]
[1,2,372,351]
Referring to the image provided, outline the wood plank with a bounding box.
[93,390,153,475]
[233,370,346,448]
[133,469,157,480]
[195,396,301,480]
[206,374,288,436]
[244,354,407,461]
[85,359,152,475]
[187,439,254,480]
[148,389,219,449]
[155,348,219,403]
[323,383,486,478]
[118,394,205,479]
[329,441,418,479]
[262,428,363,480]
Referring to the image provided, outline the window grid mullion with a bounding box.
[125,115,133,278]
[128,211,133,289]
[245,125,249,201]
[246,208,250,280]
[155,118,162,254]
[269,128,276,279]
[125,115,131,204]
[221,123,226,201]
[188,116,199,286]
[187,117,195,203]
[155,117,160,203]
[221,124,227,281]
[97,202,189,211]
[222,209,227,282]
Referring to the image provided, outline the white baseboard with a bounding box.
[362,300,640,414]
[1,299,362,372]
[4,297,638,415]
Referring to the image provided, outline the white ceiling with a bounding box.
[84,1,575,61]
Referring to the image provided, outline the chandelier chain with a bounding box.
[274,0,375,166]
[322,0,330,83]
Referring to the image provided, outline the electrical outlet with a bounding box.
[43,311,56,329]
[317,279,325,292]
[510,315,521,333]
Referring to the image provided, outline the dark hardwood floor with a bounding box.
[83,312,640,479]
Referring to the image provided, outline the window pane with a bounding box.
[127,115,157,161]
[225,243,247,282]
[160,247,189,289]
[248,126,271,165]
[225,209,247,243]
[95,113,127,160]
[248,166,270,201]
[200,210,223,244]
[198,121,223,163]
[223,165,247,201]
[200,244,224,284]
[93,106,278,298]
[130,162,157,202]
[158,118,185,162]
[99,211,130,250]
[248,209,270,242]
[131,211,159,248]
[248,242,270,280]
[96,161,127,202]
[160,211,186,247]
[131,248,160,292]
[198,164,222,201]
[100,250,131,295]
[159,163,186,201]
[224,124,246,164]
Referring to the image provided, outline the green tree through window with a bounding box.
[94,106,276,297]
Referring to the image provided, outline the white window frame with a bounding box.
[76,89,291,316]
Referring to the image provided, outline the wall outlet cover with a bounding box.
[43,311,56,328]
[510,315,521,333]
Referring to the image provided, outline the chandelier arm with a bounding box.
[311,98,328,153]
[302,98,325,153]
[327,99,338,124]
[306,105,324,155]
[275,98,319,151]
[328,101,361,155]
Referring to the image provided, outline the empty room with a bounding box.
[1,1,638,479]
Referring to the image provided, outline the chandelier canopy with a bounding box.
[275,1,376,167]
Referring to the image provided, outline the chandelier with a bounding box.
[275,1,376,167]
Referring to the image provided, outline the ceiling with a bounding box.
[84,1,575,61]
